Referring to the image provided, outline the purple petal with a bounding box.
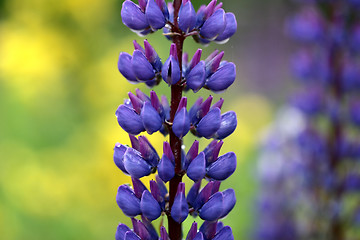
[214,111,237,139]
[128,91,144,114]
[124,148,152,178]
[116,224,131,240]
[140,190,162,221]
[211,98,224,110]
[144,40,162,71]
[199,192,224,221]
[193,232,204,240]
[132,50,155,81]
[141,101,163,134]
[129,134,140,150]
[219,189,236,218]
[132,177,148,199]
[121,0,149,30]
[215,13,237,42]
[184,140,199,170]
[163,141,175,162]
[172,107,190,139]
[116,185,141,217]
[200,9,226,40]
[196,107,221,138]
[138,136,159,167]
[162,56,181,85]
[160,226,169,240]
[135,88,151,102]
[158,154,175,183]
[206,152,237,181]
[161,95,170,121]
[146,0,166,30]
[124,231,141,240]
[176,97,188,114]
[187,61,206,92]
[116,105,145,135]
[206,62,236,91]
[150,180,164,209]
[141,216,159,240]
[205,51,224,77]
[213,226,234,240]
[189,97,203,125]
[194,181,214,210]
[155,175,168,201]
[118,52,138,82]
[171,182,189,223]
[199,221,217,240]
[189,49,203,70]
[199,95,213,118]
[186,222,198,240]
[187,152,206,181]
[179,1,196,33]
[114,143,129,174]
[187,180,201,208]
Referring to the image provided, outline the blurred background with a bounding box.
[0,0,297,239]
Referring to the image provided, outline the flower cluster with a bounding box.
[113,0,238,239]
[257,1,360,239]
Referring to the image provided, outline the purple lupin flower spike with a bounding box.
[114,1,238,239]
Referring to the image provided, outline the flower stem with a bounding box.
[168,1,185,239]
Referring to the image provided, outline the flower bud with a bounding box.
[132,177,148,199]
[200,9,226,40]
[199,221,217,240]
[158,153,175,183]
[116,105,145,135]
[179,0,196,33]
[183,140,199,170]
[187,61,206,92]
[171,182,189,223]
[219,189,236,218]
[132,218,153,240]
[121,1,149,31]
[186,222,198,240]
[138,136,159,167]
[141,102,163,134]
[205,51,224,78]
[114,143,129,174]
[162,44,181,85]
[193,233,204,240]
[199,192,224,221]
[161,95,170,121]
[203,140,223,166]
[207,152,237,181]
[189,97,203,125]
[212,226,234,240]
[144,40,162,72]
[211,98,224,110]
[194,181,214,210]
[140,190,162,221]
[116,224,131,240]
[187,180,201,208]
[124,231,141,240]
[150,180,165,209]
[172,107,191,139]
[118,53,138,83]
[160,226,170,240]
[136,88,151,102]
[116,185,141,217]
[132,50,156,81]
[205,62,236,91]
[124,148,152,178]
[187,152,206,181]
[196,107,221,138]
[215,12,237,43]
[146,0,166,30]
[128,92,144,114]
[214,111,237,139]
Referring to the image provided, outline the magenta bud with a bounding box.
[187,61,206,92]
[116,185,141,217]
[215,12,237,43]
[187,180,201,208]
[140,190,162,221]
[114,143,129,174]
[200,9,226,40]
[132,50,155,81]
[131,177,148,199]
[176,97,188,114]
[206,62,236,91]
[138,0,147,12]
[179,0,196,33]
[121,0,149,30]
[194,181,214,210]
[199,221,217,240]
[150,180,164,209]
[155,174,168,200]
[158,153,175,183]
[118,52,138,83]
[172,107,191,139]
[133,40,145,52]
[129,134,140,150]
[150,90,164,117]
[138,136,159,167]
[207,152,237,181]
[205,50,219,63]
[187,152,206,181]
[144,40,162,71]
[128,92,144,114]
[171,182,189,223]
[116,224,131,240]
[116,105,145,135]
[211,98,224,110]
[124,148,152,178]
[213,226,234,240]
[141,102,163,134]
[133,219,152,240]
[160,226,170,240]
[199,192,224,221]
[124,231,141,240]
[214,111,237,139]
[186,222,198,240]
[206,51,224,77]
[163,141,175,162]
[204,0,217,19]
[184,140,199,170]
[190,49,203,70]
[135,88,151,102]
[170,43,178,60]
[146,0,166,30]
[199,95,213,118]
[219,189,236,218]
[196,107,221,138]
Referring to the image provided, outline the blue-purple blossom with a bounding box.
[121,0,149,31]
[162,44,181,85]
[179,0,196,33]
[171,182,189,223]
[116,185,142,217]
[140,190,162,221]
[187,152,206,181]
[206,152,237,181]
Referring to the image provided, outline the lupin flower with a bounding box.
[115,0,238,239]
[118,40,162,86]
